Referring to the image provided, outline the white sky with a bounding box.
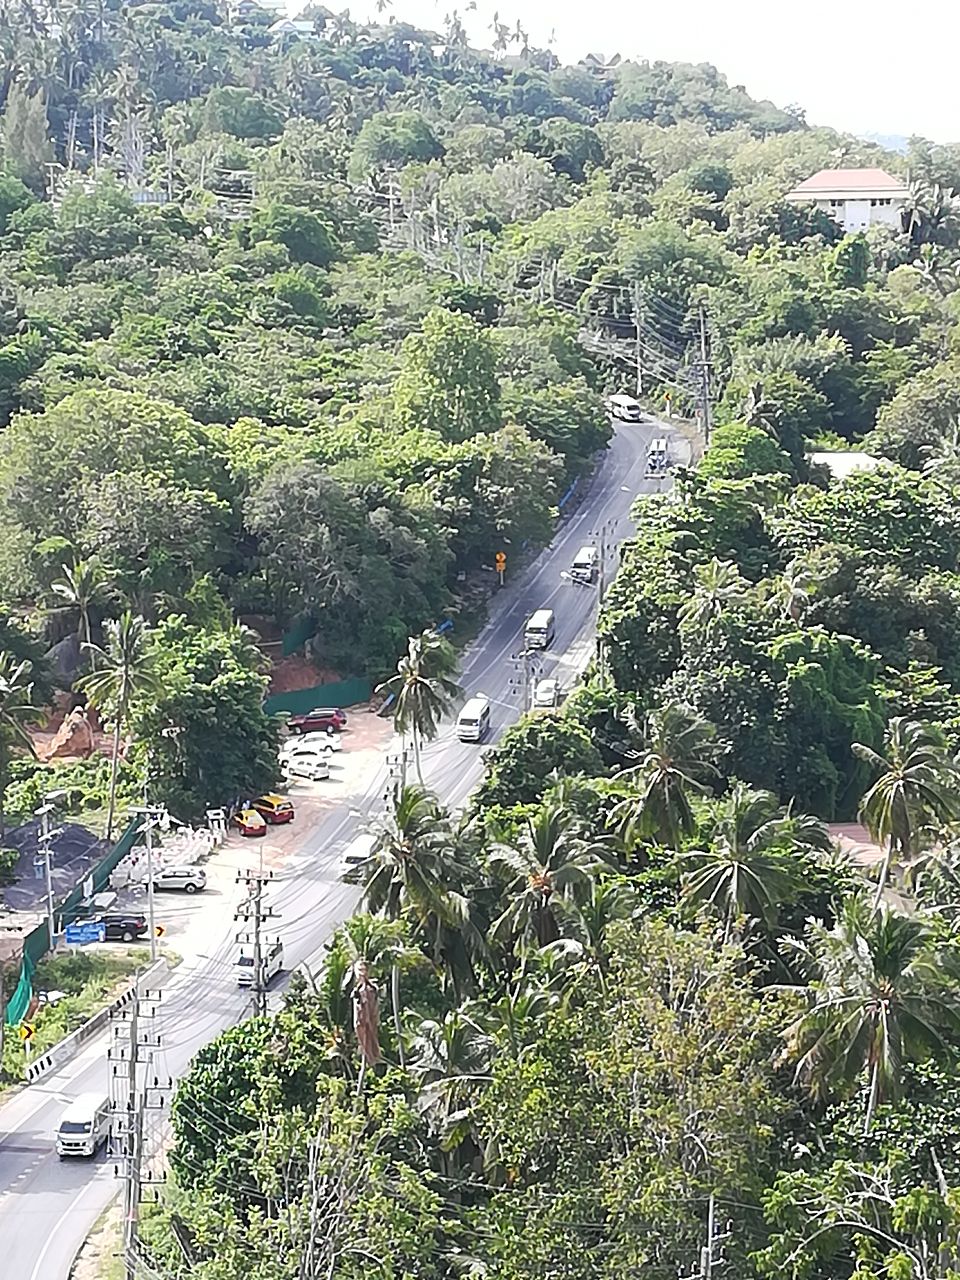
[355,0,959,142]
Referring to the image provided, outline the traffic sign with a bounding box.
[155,924,166,938]
[495,552,506,570]
[65,922,106,945]
[19,1022,35,1042]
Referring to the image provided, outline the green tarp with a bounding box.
[263,677,371,717]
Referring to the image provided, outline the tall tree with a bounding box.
[79,612,161,840]
[0,83,53,189]
[377,629,461,781]
[488,802,607,950]
[0,653,39,836]
[781,897,960,1132]
[679,783,823,939]
[609,700,718,849]
[393,307,501,442]
[50,556,110,654]
[677,557,748,641]
[853,717,960,910]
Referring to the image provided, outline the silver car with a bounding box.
[533,678,561,708]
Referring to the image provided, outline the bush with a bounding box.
[0,847,17,885]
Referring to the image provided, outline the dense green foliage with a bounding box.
[4,4,960,1276]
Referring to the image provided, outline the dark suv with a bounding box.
[286,707,347,735]
[92,913,149,942]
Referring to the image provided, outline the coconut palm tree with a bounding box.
[567,877,637,987]
[781,897,960,1132]
[376,629,461,782]
[50,556,110,654]
[408,1008,492,1158]
[853,718,960,910]
[0,654,40,836]
[677,558,748,641]
[767,557,819,623]
[357,784,479,1030]
[78,612,162,841]
[609,701,718,850]
[679,784,826,939]
[488,802,607,950]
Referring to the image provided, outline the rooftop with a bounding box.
[786,167,910,199]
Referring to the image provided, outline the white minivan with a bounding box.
[571,545,599,584]
[457,694,491,742]
[524,609,556,649]
[56,1092,111,1158]
[236,939,284,988]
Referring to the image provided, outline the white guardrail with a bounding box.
[24,958,168,1084]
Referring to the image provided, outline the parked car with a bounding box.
[88,913,149,942]
[280,732,342,755]
[154,865,206,894]
[285,707,347,735]
[233,807,268,837]
[252,793,295,824]
[533,678,561,708]
[282,750,331,782]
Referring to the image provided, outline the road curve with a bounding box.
[0,415,684,1278]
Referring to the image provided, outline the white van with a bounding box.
[457,694,491,742]
[648,438,669,472]
[524,609,556,649]
[571,545,599,584]
[338,832,378,878]
[236,939,284,988]
[606,394,643,421]
[56,1092,111,1158]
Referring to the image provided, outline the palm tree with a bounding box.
[357,784,477,1047]
[677,558,747,641]
[0,654,40,836]
[567,877,637,988]
[853,718,960,910]
[408,1008,492,1155]
[488,802,607,950]
[51,556,110,654]
[768,557,819,623]
[609,701,718,850]
[78,612,162,841]
[679,784,827,939]
[781,897,960,1132]
[376,630,461,782]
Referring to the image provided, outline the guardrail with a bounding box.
[24,957,168,1085]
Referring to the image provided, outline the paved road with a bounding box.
[0,416,684,1279]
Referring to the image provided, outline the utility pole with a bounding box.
[130,806,165,966]
[109,981,164,1280]
[236,870,277,1020]
[631,281,644,396]
[698,302,712,446]
[35,789,65,949]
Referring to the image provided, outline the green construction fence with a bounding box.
[263,676,371,718]
[5,816,143,1025]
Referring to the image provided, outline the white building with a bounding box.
[784,167,910,233]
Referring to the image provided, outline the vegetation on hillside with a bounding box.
[4,3,960,1274]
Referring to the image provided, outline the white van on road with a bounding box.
[606,393,643,421]
[524,609,556,649]
[457,694,491,742]
[56,1093,111,1158]
[236,940,284,988]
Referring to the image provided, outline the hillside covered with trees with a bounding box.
[5,3,960,1276]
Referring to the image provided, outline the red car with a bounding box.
[285,707,347,735]
[232,807,267,837]
[252,794,295,825]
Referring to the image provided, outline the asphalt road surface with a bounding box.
[0,414,685,1280]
